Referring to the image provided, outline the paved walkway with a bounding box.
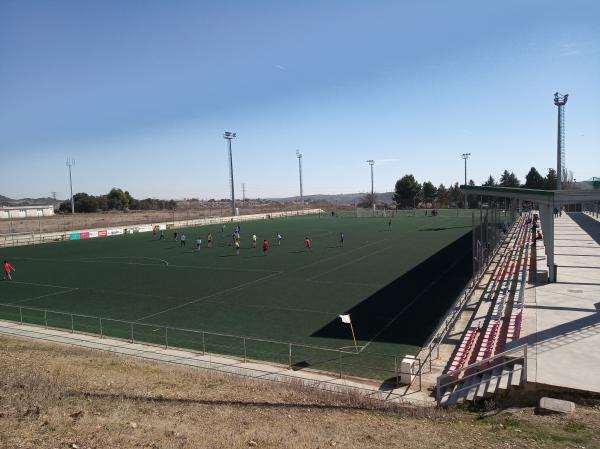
[0,319,434,406]
[519,213,600,394]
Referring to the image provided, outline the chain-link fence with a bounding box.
[0,303,418,386]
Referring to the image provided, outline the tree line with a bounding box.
[58,188,177,213]
[388,167,561,209]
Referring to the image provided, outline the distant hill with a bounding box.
[0,195,60,206]
[269,192,395,205]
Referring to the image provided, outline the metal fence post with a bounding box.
[202,331,206,355]
[165,327,169,349]
[418,359,422,391]
[130,323,134,343]
[339,350,343,379]
[70,314,74,333]
[19,307,23,325]
[99,317,103,338]
[288,344,292,370]
[44,310,47,329]
[395,356,399,387]
[523,345,528,382]
[243,338,247,362]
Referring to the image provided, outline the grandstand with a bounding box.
[430,186,600,406]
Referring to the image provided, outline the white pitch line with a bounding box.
[7,280,76,290]
[79,256,170,266]
[307,245,393,281]
[8,288,79,305]
[134,271,282,322]
[361,252,467,351]
[135,239,392,323]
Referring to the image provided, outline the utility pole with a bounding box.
[66,157,75,214]
[51,191,57,201]
[366,160,375,214]
[461,153,471,209]
[242,183,246,202]
[296,150,303,209]
[223,132,237,216]
[554,92,568,190]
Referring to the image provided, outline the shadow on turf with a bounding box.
[418,225,472,232]
[311,232,473,348]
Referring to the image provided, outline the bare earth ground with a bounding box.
[1,335,599,449]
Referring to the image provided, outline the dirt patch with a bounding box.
[0,334,598,448]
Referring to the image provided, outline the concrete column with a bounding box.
[540,203,555,282]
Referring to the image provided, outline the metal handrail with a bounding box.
[436,344,527,403]
[414,210,520,379]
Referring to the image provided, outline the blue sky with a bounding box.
[1,1,599,200]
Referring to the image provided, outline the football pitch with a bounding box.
[0,210,475,381]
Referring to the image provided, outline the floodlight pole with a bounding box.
[554,92,568,190]
[367,160,375,214]
[66,157,75,214]
[296,150,303,209]
[223,132,237,216]
[461,153,471,209]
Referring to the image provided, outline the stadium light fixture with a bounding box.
[366,160,375,214]
[66,157,76,214]
[296,150,303,208]
[461,153,471,209]
[554,92,569,190]
[223,132,237,216]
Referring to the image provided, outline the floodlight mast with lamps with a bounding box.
[223,132,237,216]
[461,153,471,209]
[366,160,375,213]
[66,157,75,214]
[554,92,568,190]
[296,150,304,209]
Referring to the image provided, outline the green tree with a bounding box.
[107,188,130,210]
[544,168,558,190]
[482,175,496,187]
[73,192,99,213]
[499,170,520,187]
[422,181,437,206]
[393,175,422,208]
[525,167,545,189]
[449,182,462,207]
[436,184,449,207]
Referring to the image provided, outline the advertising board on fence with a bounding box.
[69,233,80,240]
[80,232,90,239]
[98,230,107,237]
[88,231,98,238]
[108,229,124,236]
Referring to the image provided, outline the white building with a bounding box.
[0,205,55,219]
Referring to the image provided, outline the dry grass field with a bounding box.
[0,204,301,235]
[1,334,599,449]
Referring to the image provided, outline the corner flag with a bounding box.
[339,314,358,349]
[339,314,351,324]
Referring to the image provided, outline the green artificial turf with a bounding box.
[0,209,477,381]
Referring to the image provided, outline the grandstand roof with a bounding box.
[460,185,600,204]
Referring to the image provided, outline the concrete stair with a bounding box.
[439,361,525,406]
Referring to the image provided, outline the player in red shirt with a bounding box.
[3,260,15,281]
[262,239,269,255]
[304,237,312,251]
